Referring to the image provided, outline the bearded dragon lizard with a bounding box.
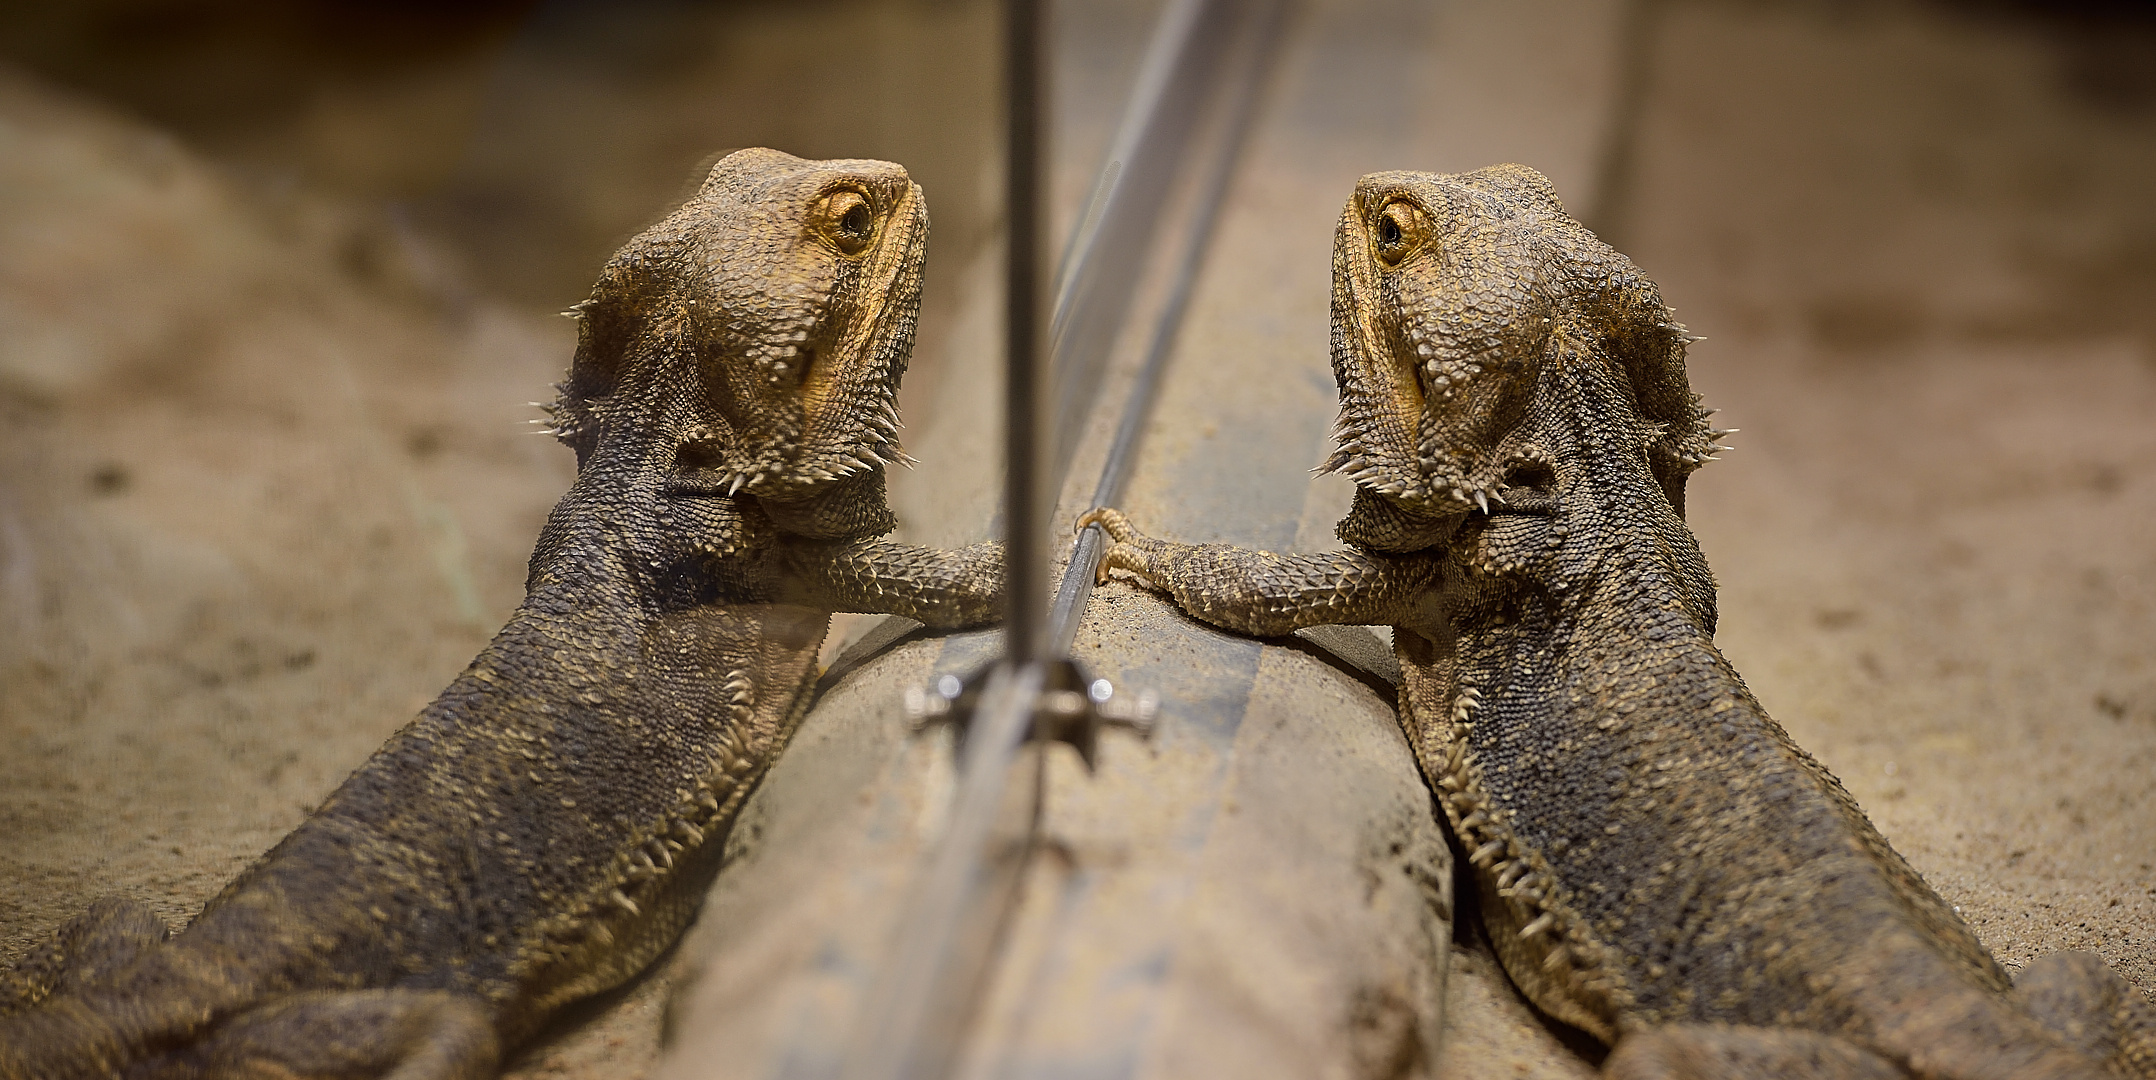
[1082,164,2153,1080]
[0,148,1001,1080]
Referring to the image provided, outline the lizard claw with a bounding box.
[1094,544,1155,588]
[1078,507,1156,587]
[1076,507,1136,542]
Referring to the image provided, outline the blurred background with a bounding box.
[1,1,2150,1076]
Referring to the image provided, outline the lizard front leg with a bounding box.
[1,897,170,1016]
[2013,951,2156,1078]
[780,538,1004,630]
[1078,508,1439,637]
[192,990,497,1080]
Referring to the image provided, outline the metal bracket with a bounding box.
[907,659,1157,772]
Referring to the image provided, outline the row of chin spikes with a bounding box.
[1684,428,1740,465]
[864,399,905,442]
[712,469,769,497]
[1328,411,1373,448]
[1701,406,1735,449]
[524,400,576,438]
[1457,486,1508,515]
[559,299,596,319]
[799,461,858,483]
[1328,455,1421,498]
[837,442,907,477]
[1367,473,1418,498]
[1317,414,1381,477]
[1337,427,1458,499]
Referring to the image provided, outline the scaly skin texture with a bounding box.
[0,148,1001,1079]
[1083,164,2154,1080]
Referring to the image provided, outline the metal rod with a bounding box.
[1048,0,1286,658]
[1003,0,1046,668]
[837,6,1052,1076]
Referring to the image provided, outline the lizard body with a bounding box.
[0,148,1001,1080]
[1084,164,2154,1080]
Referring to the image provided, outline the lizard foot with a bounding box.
[1077,507,1161,588]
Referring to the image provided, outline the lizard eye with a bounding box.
[818,188,877,256]
[1372,199,1425,268]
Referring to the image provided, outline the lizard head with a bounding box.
[1323,164,1718,550]
[549,148,925,517]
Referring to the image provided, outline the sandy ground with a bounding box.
[1,1,2152,1077]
